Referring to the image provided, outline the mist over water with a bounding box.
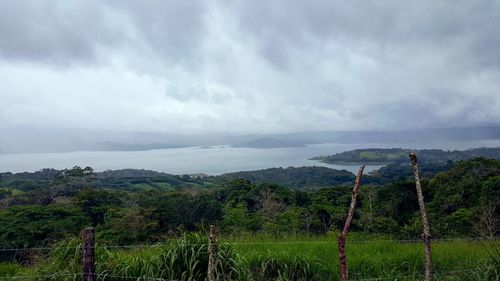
[1,139,500,175]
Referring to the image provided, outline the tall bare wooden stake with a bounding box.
[409,153,433,281]
[338,165,365,281]
[81,227,96,281]
[207,225,217,281]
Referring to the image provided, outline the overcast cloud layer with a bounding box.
[1,0,499,134]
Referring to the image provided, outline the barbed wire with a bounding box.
[223,236,500,245]
[0,236,497,252]
[0,273,178,281]
[0,273,81,279]
[94,273,179,280]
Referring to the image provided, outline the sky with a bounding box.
[1,1,500,135]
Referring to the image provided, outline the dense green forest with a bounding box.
[0,151,499,280]
[0,156,498,255]
[312,147,500,164]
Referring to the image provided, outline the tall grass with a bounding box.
[27,233,247,281]
[0,233,498,281]
[229,233,500,281]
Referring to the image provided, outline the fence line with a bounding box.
[0,236,498,252]
[0,273,178,280]
[222,236,500,245]
[0,228,497,280]
[93,274,178,281]
[0,273,82,279]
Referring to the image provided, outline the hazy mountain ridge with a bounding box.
[231,137,307,148]
[1,126,500,153]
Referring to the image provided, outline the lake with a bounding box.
[1,139,500,175]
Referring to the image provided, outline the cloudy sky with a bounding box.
[1,0,499,134]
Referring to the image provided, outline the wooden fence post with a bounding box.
[207,225,217,281]
[409,153,433,281]
[338,165,365,281]
[81,227,96,281]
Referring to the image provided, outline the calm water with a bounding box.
[1,140,500,175]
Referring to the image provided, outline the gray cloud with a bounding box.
[229,1,500,71]
[0,1,122,65]
[0,0,499,134]
[106,0,207,66]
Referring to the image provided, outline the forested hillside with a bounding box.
[209,166,357,189]
[312,147,500,164]
[0,157,498,255]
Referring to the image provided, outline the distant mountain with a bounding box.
[1,125,500,153]
[92,141,186,151]
[0,126,245,153]
[278,126,500,144]
[231,137,307,148]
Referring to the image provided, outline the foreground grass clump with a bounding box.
[32,233,249,281]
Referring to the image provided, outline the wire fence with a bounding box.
[0,236,498,280]
[0,236,498,252]
[0,274,177,280]
[0,273,82,279]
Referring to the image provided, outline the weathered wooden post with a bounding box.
[409,152,433,281]
[338,165,365,281]
[207,225,218,281]
[81,227,96,281]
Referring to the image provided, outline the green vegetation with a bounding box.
[0,234,498,280]
[210,166,357,189]
[0,152,499,280]
[312,147,500,164]
[232,234,499,281]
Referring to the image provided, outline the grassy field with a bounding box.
[229,233,499,280]
[0,233,498,280]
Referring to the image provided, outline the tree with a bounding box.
[74,189,124,226]
[260,188,286,234]
[0,204,88,251]
[222,204,263,233]
[474,202,498,238]
[99,207,158,244]
[53,166,95,190]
